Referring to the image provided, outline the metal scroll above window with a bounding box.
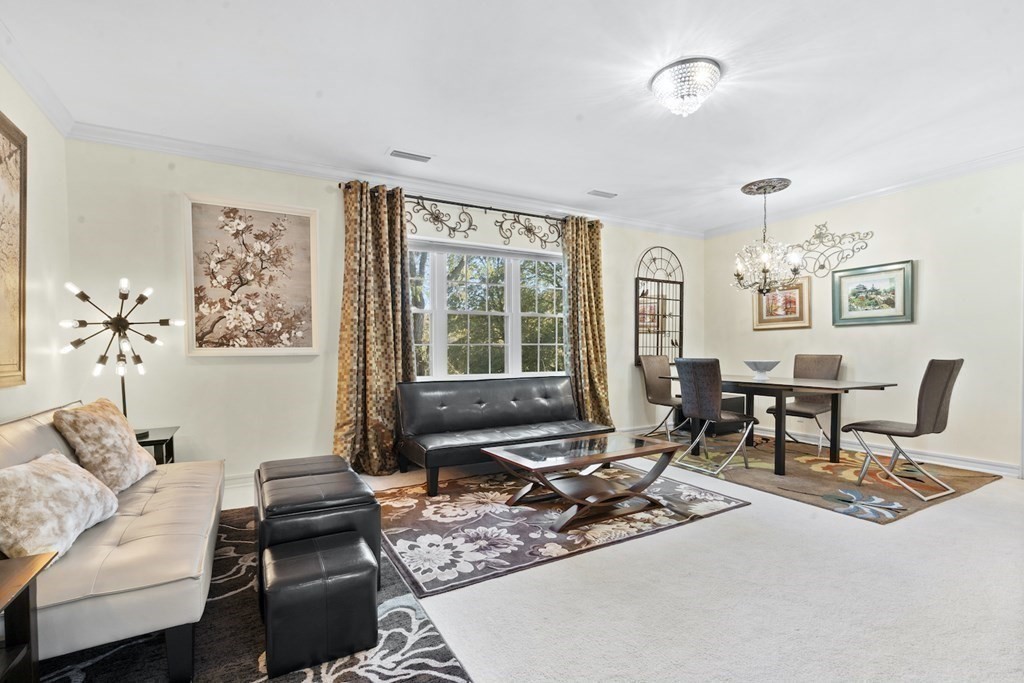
[403,195,564,250]
[798,222,874,278]
[635,247,684,366]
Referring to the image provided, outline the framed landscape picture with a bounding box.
[0,111,26,387]
[752,277,811,330]
[185,196,318,355]
[831,260,914,326]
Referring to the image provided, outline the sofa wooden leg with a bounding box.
[166,622,194,683]
[426,467,439,496]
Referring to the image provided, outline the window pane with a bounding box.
[409,251,430,280]
[468,315,489,344]
[537,288,555,314]
[520,260,536,287]
[486,258,505,284]
[467,256,487,282]
[448,345,467,374]
[448,314,468,343]
[487,285,505,312]
[537,261,555,288]
[490,345,506,373]
[411,280,428,309]
[553,288,563,314]
[554,317,563,343]
[539,345,557,372]
[414,345,431,376]
[468,345,490,374]
[447,284,467,310]
[489,315,506,344]
[412,313,431,344]
[465,284,486,311]
[553,262,564,289]
[447,254,466,280]
[521,316,538,343]
[521,345,539,372]
[539,316,556,343]
[556,344,566,371]
[520,286,536,313]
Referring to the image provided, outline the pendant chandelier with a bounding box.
[733,178,802,295]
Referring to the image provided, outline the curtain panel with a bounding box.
[563,216,614,426]
[334,181,416,475]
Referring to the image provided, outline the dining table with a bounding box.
[661,374,897,475]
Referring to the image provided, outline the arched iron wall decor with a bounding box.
[404,194,565,249]
[799,222,874,277]
[635,247,684,365]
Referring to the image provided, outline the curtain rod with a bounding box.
[405,194,567,223]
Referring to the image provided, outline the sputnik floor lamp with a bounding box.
[60,278,183,437]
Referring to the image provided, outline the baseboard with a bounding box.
[621,423,1022,479]
[223,472,254,509]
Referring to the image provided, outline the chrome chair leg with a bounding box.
[642,408,674,438]
[672,420,755,476]
[849,430,955,502]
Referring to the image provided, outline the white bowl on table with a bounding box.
[743,360,781,381]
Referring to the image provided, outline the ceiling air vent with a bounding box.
[389,149,432,163]
[587,189,618,199]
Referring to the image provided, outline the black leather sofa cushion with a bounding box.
[261,471,376,518]
[258,455,351,483]
[263,531,378,678]
[404,419,612,464]
[397,375,579,436]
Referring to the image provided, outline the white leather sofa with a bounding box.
[0,403,224,682]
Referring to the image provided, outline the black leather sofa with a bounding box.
[396,376,613,495]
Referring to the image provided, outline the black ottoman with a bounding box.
[258,455,351,483]
[263,531,378,678]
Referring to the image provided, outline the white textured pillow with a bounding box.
[53,398,156,493]
[0,451,119,559]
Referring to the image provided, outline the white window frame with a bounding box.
[409,236,566,381]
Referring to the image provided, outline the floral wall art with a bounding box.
[186,198,318,355]
[0,111,26,387]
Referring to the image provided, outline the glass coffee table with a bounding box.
[483,433,683,532]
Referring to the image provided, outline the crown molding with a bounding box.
[704,144,1024,239]
[67,121,706,239]
[0,20,73,135]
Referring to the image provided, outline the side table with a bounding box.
[137,426,179,465]
[0,552,56,683]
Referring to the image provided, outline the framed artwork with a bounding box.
[637,300,660,333]
[185,196,318,355]
[753,277,811,330]
[0,111,26,387]
[831,260,914,326]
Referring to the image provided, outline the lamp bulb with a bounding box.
[116,360,126,377]
[119,337,132,354]
[136,363,146,376]
[118,277,130,294]
[59,344,75,354]
[171,319,185,327]
[64,282,81,295]
[92,363,104,377]
[59,320,76,329]
[142,287,154,298]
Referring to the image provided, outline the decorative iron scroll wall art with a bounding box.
[403,195,564,250]
[635,247,684,365]
[799,222,874,278]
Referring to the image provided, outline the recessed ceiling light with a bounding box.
[389,149,432,163]
[649,57,722,117]
[587,189,618,199]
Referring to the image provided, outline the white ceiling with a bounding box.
[2,0,1023,234]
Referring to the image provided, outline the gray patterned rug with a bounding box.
[380,465,749,597]
[40,507,470,682]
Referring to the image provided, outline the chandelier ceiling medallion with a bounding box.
[649,57,721,117]
[733,178,802,296]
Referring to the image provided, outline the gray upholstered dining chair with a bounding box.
[638,355,686,437]
[671,358,758,475]
[842,358,964,501]
[766,354,842,457]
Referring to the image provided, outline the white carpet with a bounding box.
[365,460,1024,682]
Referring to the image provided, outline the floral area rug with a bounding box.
[647,433,1000,524]
[379,465,749,598]
[41,508,471,683]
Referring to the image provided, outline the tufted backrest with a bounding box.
[396,376,579,436]
[0,402,82,470]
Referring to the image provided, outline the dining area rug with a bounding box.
[379,466,749,597]
[647,433,1000,524]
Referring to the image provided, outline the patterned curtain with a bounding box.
[334,181,416,475]
[563,216,614,426]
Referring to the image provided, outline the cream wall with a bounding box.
[704,162,1024,471]
[0,64,70,421]
[63,140,345,483]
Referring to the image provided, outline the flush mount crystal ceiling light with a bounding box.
[649,57,722,117]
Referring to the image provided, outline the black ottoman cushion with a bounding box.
[261,470,376,517]
[263,532,378,678]
[258,455,351,483]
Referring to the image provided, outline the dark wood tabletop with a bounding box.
[484,433,679,473]
[0,553,55,611]
[661,375,896,392]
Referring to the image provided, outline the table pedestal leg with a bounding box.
[830,393,842,463]
[773,392,787,475]
[744,391,756,446]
